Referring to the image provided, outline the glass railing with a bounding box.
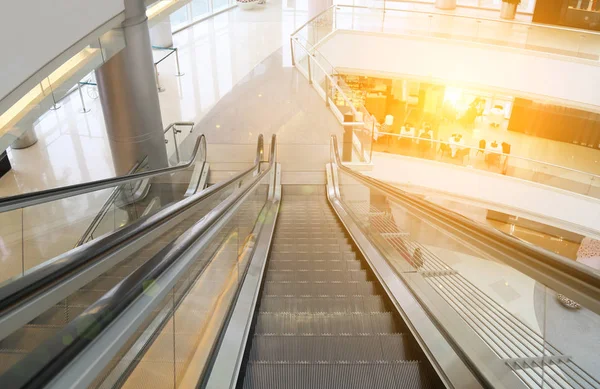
[91,171,271,389]
[0,29,125,151]
[292,5,600,62]
[291,35,374,163]
[330,140,600,388]
[153,45,184,93]
[164,121,195,165]
[335,0,538,14]
[373,132,600,199]
[0,135,277,389]
[0,133,207,286]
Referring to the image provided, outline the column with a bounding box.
[96,0,168,176]
[150,20,174,48]
[10,127,38,149]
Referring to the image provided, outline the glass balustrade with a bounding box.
[334,164,600,388]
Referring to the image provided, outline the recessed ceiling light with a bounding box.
[216,124,221,128]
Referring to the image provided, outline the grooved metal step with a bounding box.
[269,252,356,261]
[242,361,436,389]
[271,243,354,254]
[240,187,442,388]
[262,281,378,297]
[265,270,370,282]
[259,296,389,314]
[274,232,349,240]
[254,313,402,335]
[267,259,363,271]
[248,334,416,362]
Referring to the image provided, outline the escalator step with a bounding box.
[265,270,369,282]
[242,361,434,389]
[262,281,378,296]
[274,238,350,246]
[271,243,353,254]
[275,226,343,234]
[267,259,362,271]
[254,312,401,335]
[269,252,356,261]
[248,334,414,362]
[259,296,388,314]
[274,232,349,240]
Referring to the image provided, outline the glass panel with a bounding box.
[192,0,210,18]
[327,5,600,61]
[170,4,190,29]
[212,0,229,11]
[91,175,270,388]
[0,209,24,284]
[0,167,264,381]
[334,166,600,386]
[541,285,600,388]
[336,169,548,384]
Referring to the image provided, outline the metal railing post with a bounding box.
[174,48,184,76]
[290,38,295,66]
[325,76,330,107]
[78,83,91,113]
[155,64,165,92]
[307,55,313,85]
[172,126,181,164]
[48,78,61,110]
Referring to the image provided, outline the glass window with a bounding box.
[170,5,190,30]
[213,0,230,12]
[192,0,210,19]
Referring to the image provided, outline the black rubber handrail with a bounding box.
[0,134,207,213]
[0,134,277,389]
[330,135,600,315]
[0,135,262,313]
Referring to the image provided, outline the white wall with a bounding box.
[0,0,124,102]
[319,31,600,109]
[366,152,600,234]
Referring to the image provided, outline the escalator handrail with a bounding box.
[74,157,149,248]
[0,134,207,213]
[0,134,277,389]
[330,135,600,314]
[0,135,262,313]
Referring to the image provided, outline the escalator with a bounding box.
[0,134,264,383]
[240,187,442,388]
[0,134,598,389]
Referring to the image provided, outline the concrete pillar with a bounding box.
[10,128,38,149]
[150,20,173,48]
[96,0,168,176]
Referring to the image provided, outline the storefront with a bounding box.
[533,0,600,30]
